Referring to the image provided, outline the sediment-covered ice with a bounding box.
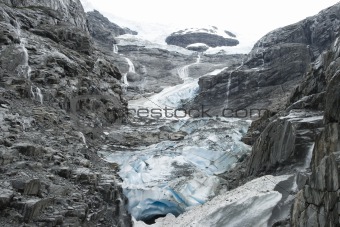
[134,175,291,227]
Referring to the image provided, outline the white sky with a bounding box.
[81,0,339,50]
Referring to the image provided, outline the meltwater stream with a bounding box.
[99,55,251,224]
[16,20,44,104]
[121,57,134,92]
[130,55,203,109]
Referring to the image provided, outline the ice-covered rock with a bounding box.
[166,26,239,48]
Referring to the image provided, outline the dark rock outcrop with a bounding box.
[189,3,340,117]
[247,110,324,176]
[86,10,137,52]
[235,3,340,226]
[188,43,311,116]
[290,31,340,227]
[165,27,239,48]
[244,3,340,175]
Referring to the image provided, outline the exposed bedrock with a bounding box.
[189,3,340,116]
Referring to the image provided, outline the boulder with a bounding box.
[12,178,41,196]
[0,188,14,209]
[12,143,46,157]
[126,72,141,82]
[0,146,17,165]
[18,198,54,222]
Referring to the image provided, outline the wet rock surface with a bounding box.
[0,0,132,226]
[238,3,340,226]
[86,10,137,53]
[247,110,324,176]
[290,33,340,226]
[189,3,340,116]
[0,93,132,227]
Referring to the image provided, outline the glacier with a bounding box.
[99,117,251,222]
[97,57,254,223]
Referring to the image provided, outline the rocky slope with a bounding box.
[86,10,137,53]
[243,3,340,174]
[175,3,340,226]
[239,3,340,226]
[84,11,245,101]
[165,26,239,49]
[115,45,244,100]
[189,4,340,116]
[0,0,132,226]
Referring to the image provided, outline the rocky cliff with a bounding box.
[238,3,340,226]
[0,0,132,226]
[244,2,340,175]
[189,4,340,116]
[289,24,340,227]
[86,10,137,53]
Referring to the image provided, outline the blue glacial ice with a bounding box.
[99,118,251,222]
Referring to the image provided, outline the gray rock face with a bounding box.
[190,3,340,116]
[165,28,239,48]
[0,1,127,126]
[4,0,88,31]
[188,43,311,116]
[0,0,132,226]
[112,45,186,96]
[0,188,14,210]
[247,110,324,176]
[290,36,340,226]
[115,45,244,100]
[238,3,340,226]
[87,10,137,52]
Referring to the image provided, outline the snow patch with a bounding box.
[186,43,209,48]
[173,26,236,39]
